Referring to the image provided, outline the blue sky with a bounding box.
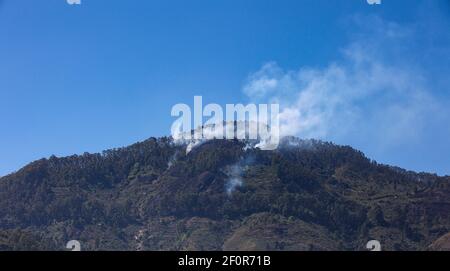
[1,0,450,176]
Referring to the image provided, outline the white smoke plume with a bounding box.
[225,174,242,195]
[223,156,255,195]
[172,121,277,154]
[167,150,180,169]
[242,16,448,151]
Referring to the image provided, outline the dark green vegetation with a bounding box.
[1,137,449,251]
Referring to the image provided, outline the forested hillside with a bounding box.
[1,137,449,251]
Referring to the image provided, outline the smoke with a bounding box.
[278,136,324,151]
[167,150,180,169]
[225,166,243,195]
[242,15,450,151]
[172,121,277,154]
[171,122,221,154]
[223,155,255,195]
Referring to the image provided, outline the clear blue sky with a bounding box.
[1,0,450,176]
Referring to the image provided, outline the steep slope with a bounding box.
[0,136,449,251]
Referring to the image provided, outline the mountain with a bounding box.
[0,136,449,251]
